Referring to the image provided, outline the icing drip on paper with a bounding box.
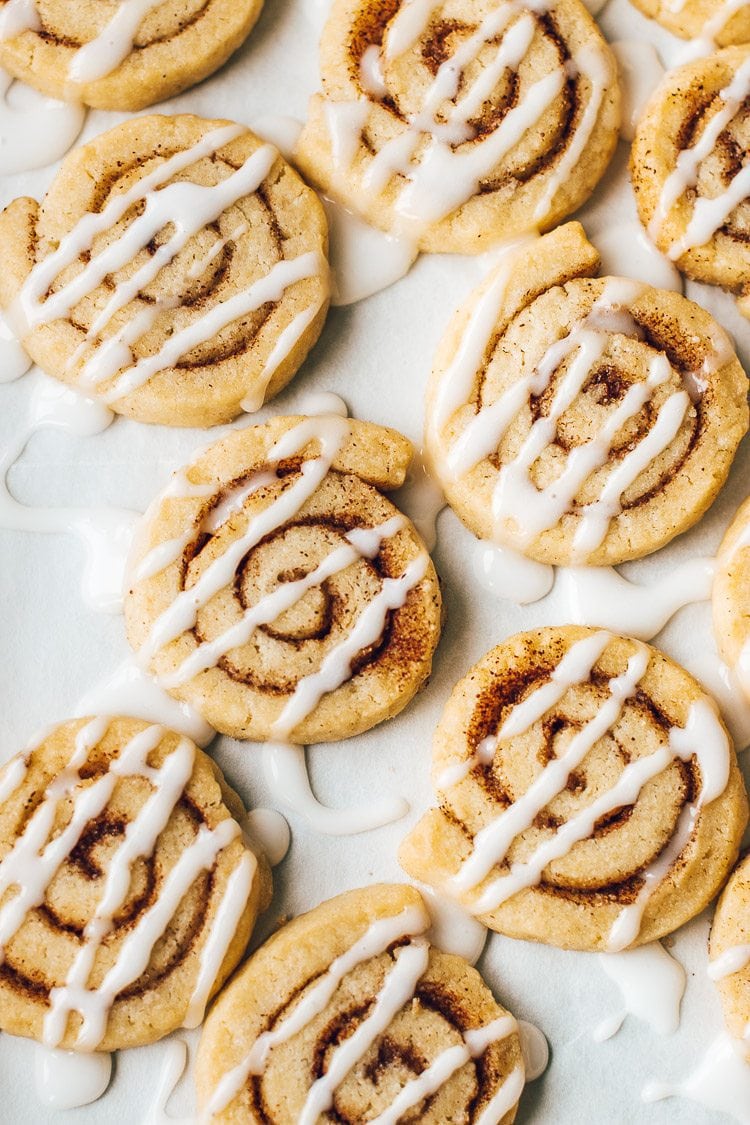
[143,1039,192,1125]
[34,1046,112,1109]
[321,195,418,306]
[593,223,683,293]
[0,69,85,175]
[262,741,409,836]
[322,1,612,233]
[203,902,521,1123]
[593,941,686,1041]
[649,54,750,256]
[241,808,291,867]
[394,450,445,552]
[440,632,730,948]
[472,541,554,605]
[611,41,664,143]
[0,310,32,382]
[418,884,488,964]
[0,374,139,612]
[643,1032,750,1123]
[517,1021,549,1080]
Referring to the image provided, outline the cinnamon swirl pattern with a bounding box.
[629,1,750,48]
[425,223,748,566]
[294,0,620,253]
[0,114,329,427]
[195,884,525,1124]
[0,717,271,1051]
[124,414,443,743]
[632,47,750,318]
[0,0,264,111]
[399,627,748,952]
[709,854,750,1059]
[712,496,750,702]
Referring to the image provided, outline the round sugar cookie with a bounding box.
[399,626,748,952]
[0,716,271,1051]
[709,853,750,1059]
[628,1,750,46]
[0,114,330,427]
[0,0,265,111]
[425,222,748,566]
[294,0,620,253]
[195,883,525,1123]
[124,414,443,744]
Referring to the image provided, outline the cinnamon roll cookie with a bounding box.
[425,222,748,566]
[0,114,329,427]
[632,47,750,318]
[628,1,750,48]
[712,497,750,702]
[399,626,748,952]
[124,414,443,743]
[709,854,750,1059]
[0,717,271,1051]
[0,0,264,111]
[294,0,620,253]
[195,883,525,1123]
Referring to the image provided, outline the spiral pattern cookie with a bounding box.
[0,114,329,427]
[632,47,750,318]
[0,0,264,111]
[628,1,750,48]
[0,716,271,1052]
[709,854,750,1059]
[712,496,750,703]
[425,222,748,566]
[399,626,748,952]
[195,883,525,1123]
[124,413,443,744]
[294,0,620,253]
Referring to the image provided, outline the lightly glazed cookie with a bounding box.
[712,496,750,701]
[0,0,264,111]
[399,626,748,953]
[709,853,750,1059]
[0,114,330,428]
[195,883,525,1123]
[294,0,620,253]
[0,716,271,1051]
[628,1,750,48]
[424,222,748,566]
[124,413,443,744]
[632,46,750,319]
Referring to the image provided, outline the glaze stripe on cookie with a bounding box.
[709,944,750,980]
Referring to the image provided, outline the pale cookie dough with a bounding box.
[295,0,620,253]
[124,414,443,744]
[709,853,750,1060]
[425,222,748,566]
[399,626,748,952]
[195,883,525,1123]
[712,496,750,702]
[629,1,750,47]
[0,716,271,1051]
[0,113,330,427]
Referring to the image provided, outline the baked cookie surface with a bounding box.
[709,853,750,1060]
[425,223,748,565]
[400,626,748,952]
[0,716,271,1051]
[0,0,265,111]
[195,883,525,1123]
[629,0,750,46]
[124,413,443,743]
[0,114,330,427]
[295,0,620,253]
[712,496,750,702]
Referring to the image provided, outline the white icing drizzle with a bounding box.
[610,40,665,143]
[709,943,750,981]
[323,0,612,232]
[393,449,445,552]
[73,657,215,749]
[0,375,138,613]
[675,0,750,61]
[321,195,418,307]
[295,391,349,417]
[240,298,326,413]
[552,556,715,641]
[472,541,554,605]
[34,1046,112,1109]
[0,0,39,39]
[517,1021,548,1081]
[593,223,683,293]
[418,884,488,964]
[241,808,291,867]
[649,54,750,257]
[594,941,686,1041]
[67,0,164,83]
[441,634,729,946]
[143,1038,192,1125]
[0,310,32,382]
[687,647,750,751]
[262,741,409,835]
[203,903,430,1117]
[642,1032,750,1123]
[250,113,304,161]
[0,753,28,805]
[0,68,85,175]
